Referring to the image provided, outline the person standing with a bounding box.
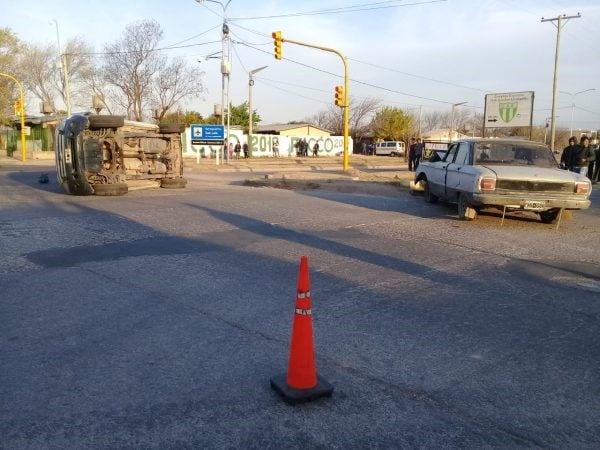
[302,138,309,157]
[234,142,241,159]
[242,142,249,159]
[593,142,600,184]
[560,137,577,170]
[408,138,416,171]
[272,138,279,158]
[572,135,594,176]
[312,141,319,157]
[413,138,424,171]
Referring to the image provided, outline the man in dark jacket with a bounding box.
[560,137,577,170]
[408,138,416,171]
[572,135,594,177]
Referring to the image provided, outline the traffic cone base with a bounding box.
[270,373,333,405]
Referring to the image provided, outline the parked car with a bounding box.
[55,114,186,196]
[410,138,592,223]
[374,141,405,157]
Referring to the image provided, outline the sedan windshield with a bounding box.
[474,143,558,168]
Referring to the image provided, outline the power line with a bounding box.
[348,58,491,93]
[229,0,447,21]
[163,24,222,48]
[71,40,222,56]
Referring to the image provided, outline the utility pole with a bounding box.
[196,0,232,164]
[248,66,267,137]
[51,19,71,115]
[542,12,581,153]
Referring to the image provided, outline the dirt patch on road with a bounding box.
[245,172,411,197]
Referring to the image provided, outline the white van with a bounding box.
[374,141,406,157]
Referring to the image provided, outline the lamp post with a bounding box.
[50,19,71,115]
[248,66,267,138]
[195,0,232,164]
[559,88,595,137]
[450,102,467,142]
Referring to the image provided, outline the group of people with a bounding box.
[295,138,320,157]
[560,135,599,184]
[225,142,249,160]
[408,138,424,171]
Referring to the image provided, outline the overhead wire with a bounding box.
[229,0,447,21]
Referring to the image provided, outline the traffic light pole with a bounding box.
[0,72,26,162]
[275,36,350,172]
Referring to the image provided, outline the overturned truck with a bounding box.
[55,114,187,195]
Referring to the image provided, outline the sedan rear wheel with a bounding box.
[539,208,561,224]
[457,193,477,220]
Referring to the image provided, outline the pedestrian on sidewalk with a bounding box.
[243,142,249,159]
[312,141,319,157]
[408,137,416,171]
[234,142,241,159]
[272,138,280,157]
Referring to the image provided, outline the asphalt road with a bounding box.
[1,165,599,449]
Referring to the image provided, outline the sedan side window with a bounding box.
[454,143,470,165]
[444,144,458,162]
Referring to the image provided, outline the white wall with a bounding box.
[183,128,353,158]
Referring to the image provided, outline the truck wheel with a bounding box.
[161,177,187,189]
[539,208,561,224]
[159,123,185,133]
[93,183,128,196]
[88,115,125,130]
[458,193,477,220]
[423,181,438,204]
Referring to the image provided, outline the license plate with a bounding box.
[523,201,545,210]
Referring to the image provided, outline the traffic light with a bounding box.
[14,99,21,115]
[272,31,282,60]
[334,85,344,107]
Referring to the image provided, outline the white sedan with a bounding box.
[410,139,592,223]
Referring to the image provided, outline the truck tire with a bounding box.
[423,180,438,203]
[88,115,125,130]
[93,183,128,196]
[161,177,187,189]
[159,123,185,133]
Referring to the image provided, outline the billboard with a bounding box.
[484,91,534,128]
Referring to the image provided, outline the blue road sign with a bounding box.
[190,124,225,144]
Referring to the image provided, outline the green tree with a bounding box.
[161,109,204,126]
[0,28,23,123]
[228,101,261,132]
[370,106,413,141]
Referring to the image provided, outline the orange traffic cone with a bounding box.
[270,256,333,404]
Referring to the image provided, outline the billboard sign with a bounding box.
[484,91,534,128]
[190,124,225,145]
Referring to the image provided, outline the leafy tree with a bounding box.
[161,110,204,126]
[305,97,380,139]
[0,28,22,123]
[228,101,260,132]
[370,106,413,141]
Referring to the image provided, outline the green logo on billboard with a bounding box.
[499,102,518,123]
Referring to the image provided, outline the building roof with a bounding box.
[254,123,332,134]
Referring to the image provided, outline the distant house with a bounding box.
[9,114,62,158]
[254,123,332,137]
[422,128,471,142]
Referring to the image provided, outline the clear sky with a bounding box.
[5,0,600,131]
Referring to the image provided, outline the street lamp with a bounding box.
[450,102,467,142]
[559,88,595,137]
[195,0,232,164]
[50,19,71,115]
[248,66,267,137]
